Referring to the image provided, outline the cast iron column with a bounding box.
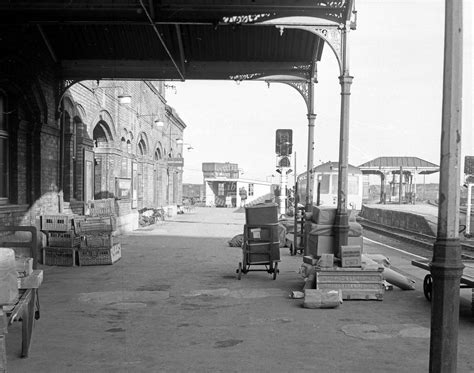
[305,112,316,211]
[333,23,353,257]
[333,74,352,256]
[429,0,463,371]
[305,78,316,211]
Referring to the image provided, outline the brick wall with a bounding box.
[0,31,186,230]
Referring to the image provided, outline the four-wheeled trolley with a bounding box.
[236,203,280,280]
[412,259,474,316]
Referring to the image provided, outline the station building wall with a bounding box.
[0,29,186,233]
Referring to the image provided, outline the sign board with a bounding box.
[115,178,131,199]
[465,156,474,175]
[167,157,184,167]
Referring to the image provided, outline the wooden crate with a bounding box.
[72,216,86,234]
[41,215,71,232]
[82,233,114,248]
[75,216,116,233]
[43,247,77,267]
[78,243,121,266]
[47,231,81,248]
[315,267,384,300]
[87,199,116,217]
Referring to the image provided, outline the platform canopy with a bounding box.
[0,0,354,81]
[358,156,439,176]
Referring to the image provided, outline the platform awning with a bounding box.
[358,156,439,176]
[0,1,355,81]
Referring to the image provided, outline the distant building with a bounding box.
[202,162,240,179]
[182,184,205,202]
[202,162,273,207]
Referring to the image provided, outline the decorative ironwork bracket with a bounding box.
[278,25,344,75]
[284,81,310,113]
[56,79,80,118]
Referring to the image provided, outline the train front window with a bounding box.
[320,174,330,194]
[331,174,338,195]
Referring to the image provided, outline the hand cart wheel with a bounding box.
[423,274,432,301]
[236,262,243,280]
[272,262,279,280]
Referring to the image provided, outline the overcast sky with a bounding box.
[166,0,473,185]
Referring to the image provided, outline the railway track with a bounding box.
[358,217,474,260]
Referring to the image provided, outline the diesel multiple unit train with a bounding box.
[296,161,363,210]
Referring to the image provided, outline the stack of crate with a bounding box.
[41,215,80,266]
[76,200,121,266]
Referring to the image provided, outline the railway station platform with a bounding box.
[4,207,474,372]
[358,203,474,250]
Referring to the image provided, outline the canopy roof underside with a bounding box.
[0,0,354,81]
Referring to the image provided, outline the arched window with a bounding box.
[138,138,147,157]
[154,148,162,161]
[93,121,113,147]
[0,90,9,203]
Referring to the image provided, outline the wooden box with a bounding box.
[43,247,77,267]
[340,245,362,268]
[315,267,384,300]
[47,231,81,248]
[41,215,71,231]
[82,233,114,248]
[245,203,278,225]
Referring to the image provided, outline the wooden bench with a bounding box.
[0,226,42,372]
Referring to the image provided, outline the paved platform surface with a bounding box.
[5,207,474,373]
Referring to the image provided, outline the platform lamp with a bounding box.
[176,138,193,151]
[137,113,164,128]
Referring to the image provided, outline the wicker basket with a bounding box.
[43,247,76,266]
[78,243,121,266]
[41,215,71,231]
[47,231,81,248]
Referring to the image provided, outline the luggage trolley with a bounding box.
[236,203,281,280]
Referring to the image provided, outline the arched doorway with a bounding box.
[92,119,114,199]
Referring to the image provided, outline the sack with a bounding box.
[303,289,343,309]
[228,234,244,247]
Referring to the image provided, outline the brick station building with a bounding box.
[0,71,185,232]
